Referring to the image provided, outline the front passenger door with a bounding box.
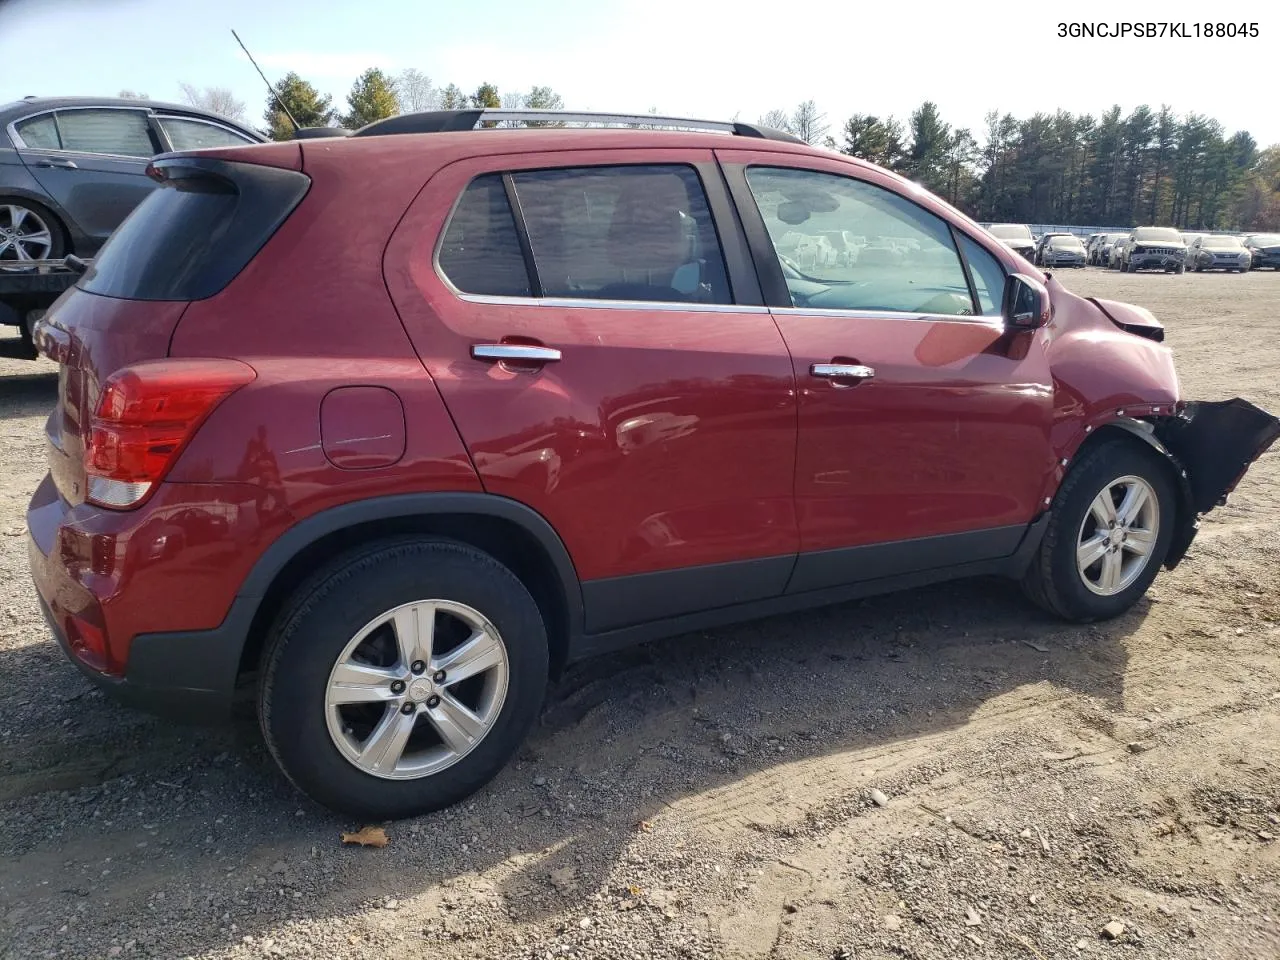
[721,154,1055,592]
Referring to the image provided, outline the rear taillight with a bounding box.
[85,359,256,509]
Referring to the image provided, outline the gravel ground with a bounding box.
[1,269,1279,960]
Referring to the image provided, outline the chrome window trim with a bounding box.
[771,305,1006,327]
[8,104,157,159]
[457,292,771,314]
[153,113,258,148]
[433,163,739,311]
[432,166,1006,325]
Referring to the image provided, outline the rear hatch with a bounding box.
[36,144,308,506]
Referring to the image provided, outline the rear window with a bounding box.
[80,159,309,301]
[57,109,156,157]
[513,165,730,305]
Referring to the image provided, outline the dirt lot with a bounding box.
[1,270,1278,960]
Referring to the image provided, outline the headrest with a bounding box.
[606,173,692,272]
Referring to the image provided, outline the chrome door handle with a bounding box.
[471,343,562,363]
[33,157,78,170]
[811,363,875,380]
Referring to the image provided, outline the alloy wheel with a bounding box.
[0,204,54,261]
[1075,475,1159,596]
[324,599,510,780]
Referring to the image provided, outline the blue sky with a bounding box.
[1,0,1275,146]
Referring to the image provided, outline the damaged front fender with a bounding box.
[1155,398,1280,566]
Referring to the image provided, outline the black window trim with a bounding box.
[500,173,543,298]
[433,159,759,310]
[724,160,1009,324]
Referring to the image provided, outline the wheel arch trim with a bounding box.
[237,492,585,631]
[1060,418,1198,569]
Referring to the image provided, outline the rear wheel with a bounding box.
[259,538,549,819]
[1021,439,1175,622]
[0,199,64,262]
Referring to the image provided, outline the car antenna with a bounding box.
[231,29,299,133]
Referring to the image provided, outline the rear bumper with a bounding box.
[26,473,266,723]
[34,585,248,722]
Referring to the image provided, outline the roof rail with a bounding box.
[350,109,803,144]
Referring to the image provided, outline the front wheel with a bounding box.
[1021,439,1176,622]
[259,539,549,819]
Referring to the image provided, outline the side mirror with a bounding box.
[1002,273,1051,330]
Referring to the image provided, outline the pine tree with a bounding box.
[341,68,399,130]
[263,72,335,141]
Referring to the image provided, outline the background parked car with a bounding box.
[1041,234,1088,268]
[1088,233,1126,266]
[1187,234,1252,272]
[985,223,1036,261]
[1120,227,1186,273]
[1033,232,1073,266]
[1244,233,1280,270]
[0,96,264,260]
[818,230,861,266]
[1109,236,1133,269]
[1181,231,1207,252]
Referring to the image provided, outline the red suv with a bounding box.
[27,109,1279,819]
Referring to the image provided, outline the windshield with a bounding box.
[1049,236,1084,248]
[1204,235,1243,248]
[1249,234,1280,245]
[988,224,1032,240]
[1134,227,1182,243]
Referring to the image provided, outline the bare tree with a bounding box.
[791,100,828,145]
[395,68,436,113]
[118,89,150,100]
[179,84,247,122]
[758,108,794,133]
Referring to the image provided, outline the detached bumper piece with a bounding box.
[1160,399,1280,514]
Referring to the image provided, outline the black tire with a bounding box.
[1175,265,1184,274]
[258,538,549,820]
[1021,439,1176,623]
[0,197,66,261]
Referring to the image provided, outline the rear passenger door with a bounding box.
[12,107,160,246]
[384,149,799,634]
